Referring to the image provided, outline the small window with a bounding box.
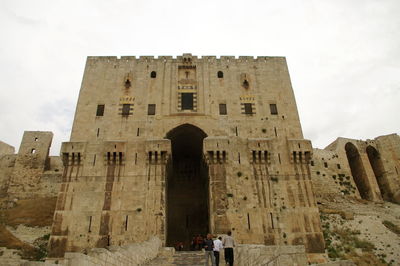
[243,79,249,89]
[270,104,278,115]
[217,71,224,78]
[181,93,194,110]
[150,71,157,78]
[34,137,38,142]
[337,164,341,169]
[122,104,131,116]
[324,162,328,168]
[219,104,227,115]
[96,104,105,116]
[31,149,36,154]
[124,79,131,88]
[244,103,253,115]
[148,104,156,115]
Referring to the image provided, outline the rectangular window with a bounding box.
[270,104,278,115]
[96,104,105,116]
[122,104,131,116]
[244,103,253,115]
[148,104,156,115]
[181,93,194,110]
[219,104,227,115]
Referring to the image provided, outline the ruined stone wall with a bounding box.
[310,149,358,201]
[0,132,62,199]
[49,54,324,257]
[0,141,16,195]
[375,134,400,202]
[310,134,400,204]
[0,141,15,156]
[0,154,16,196]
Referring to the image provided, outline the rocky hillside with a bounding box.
[319,196,400,265]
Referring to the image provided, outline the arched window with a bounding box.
[124,79,131,88]
[217,71,223,78]
[150,71,157,78]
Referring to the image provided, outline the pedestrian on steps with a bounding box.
[203,233,216,266]
[213,236,223,266]
[222,231,235,266]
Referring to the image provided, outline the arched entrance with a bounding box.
[366,146,390,201]
[165,124,209,249]
[345,143,372,200]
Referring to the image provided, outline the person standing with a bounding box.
[222,231,235,266]
[203,233,216,266]
[213,236,223,266]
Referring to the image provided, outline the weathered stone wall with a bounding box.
[0,154,16,196]
[375,134,400,202]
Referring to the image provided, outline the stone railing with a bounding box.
[235,244,308,266]
[22,236,161,266]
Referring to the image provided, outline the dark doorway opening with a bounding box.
[366,146,389,201]
[345,142,372,200]
[166,124,209,249]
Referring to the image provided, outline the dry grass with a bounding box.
[2,197,57,227]
[345,251,386,266]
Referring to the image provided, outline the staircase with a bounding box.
[146,250,206,266]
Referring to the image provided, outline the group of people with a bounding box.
[189,231,235,266]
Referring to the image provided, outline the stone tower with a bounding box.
[48,54,324,257]
[7,131,53,197]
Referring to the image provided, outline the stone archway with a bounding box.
[345,142,372,200]
[165,124,209,249]
[366,146,390,201]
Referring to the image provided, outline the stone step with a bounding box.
[145,251,207,266]
[0,258,26,266]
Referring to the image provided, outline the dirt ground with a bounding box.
[0,196,56,260]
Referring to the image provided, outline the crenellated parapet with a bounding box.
[101,141,127,165]
[85,53,285,64]
[287,139,312,164]
[145,139,171,164]
[60,142,87,166]
[248,138,272,164]
[203,137,229,164]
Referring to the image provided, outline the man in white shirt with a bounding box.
[222,231,235,266]
[213,236,223,266]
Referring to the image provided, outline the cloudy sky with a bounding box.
[0,0,399,155]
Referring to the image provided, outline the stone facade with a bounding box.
[48,54,324,257]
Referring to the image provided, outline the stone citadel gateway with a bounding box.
[0,53,399,264]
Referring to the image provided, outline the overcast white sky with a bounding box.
[0,0,399,155]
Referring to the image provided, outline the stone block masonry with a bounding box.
[48,53,324,257]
